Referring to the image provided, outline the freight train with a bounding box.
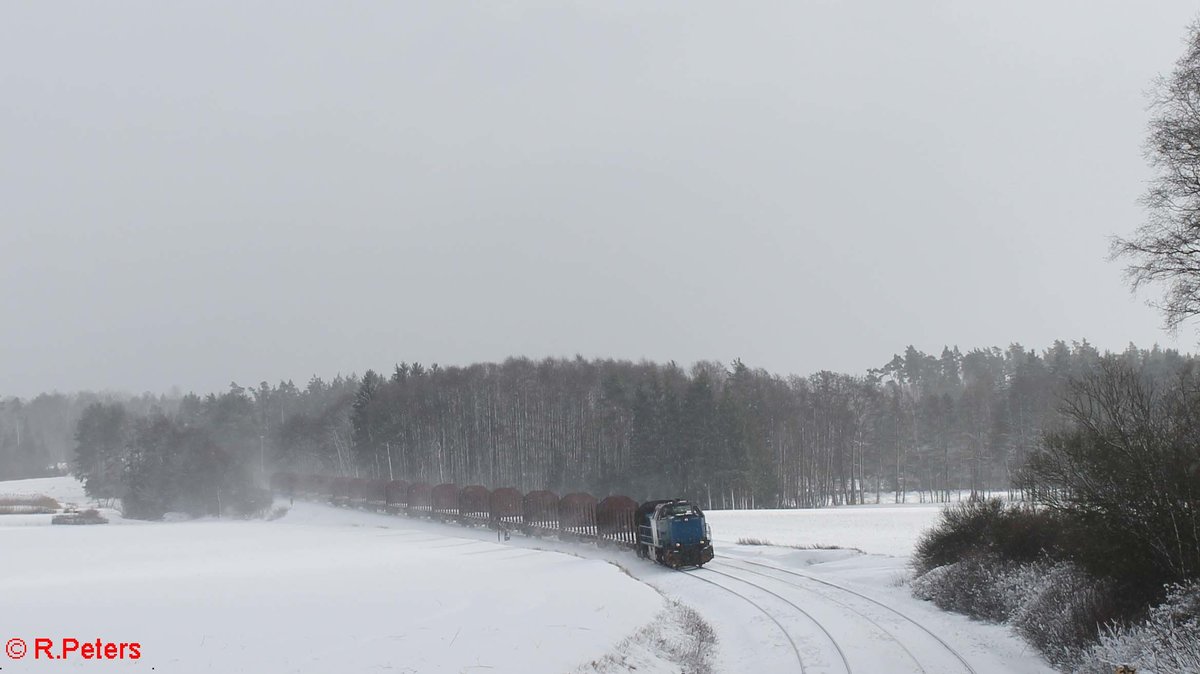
[270,473,714,569]
[635,499,715,568]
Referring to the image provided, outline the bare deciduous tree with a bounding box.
[1115,23,1200,331]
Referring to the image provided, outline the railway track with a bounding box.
[712,559,926,673]
[697,567,853,674]
[681,570,809,673]
[716,558,978,674]
[307,493,978,673]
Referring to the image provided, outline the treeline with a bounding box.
[336,341,1179,507]
[72,378,358,518]
[0,392,174,481]
[65,339,1192,516]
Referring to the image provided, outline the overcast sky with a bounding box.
[2,2,1198,398]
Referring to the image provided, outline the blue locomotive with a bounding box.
[635,499,715,568]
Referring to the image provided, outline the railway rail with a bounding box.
[721,559,979,674]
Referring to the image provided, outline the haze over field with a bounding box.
[3,2,1197,397]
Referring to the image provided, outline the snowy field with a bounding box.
[0,477,662,673]
[706,504,946,557]
[2,477,1055,673]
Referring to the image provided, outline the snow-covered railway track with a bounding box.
[722,559,978,674]
[691,567,855,674]
[712,560,927,673]
[682,570,809,673]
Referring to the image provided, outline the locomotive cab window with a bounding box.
[666,504,699,518]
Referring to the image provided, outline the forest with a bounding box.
[13,339,1188,516]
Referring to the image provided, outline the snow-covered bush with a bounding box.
[912,555,1072,622]
[912,554,1015,621]
[1070,581,1200,674]
[1009,562,1114,665]
[912,499,1055,623]
[913,555,1116,665]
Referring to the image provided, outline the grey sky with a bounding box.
[2,2,1196,398]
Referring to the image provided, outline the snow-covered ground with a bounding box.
[706,504,947,557]
[1,477,1055,673]
[0,475,93,505]
[1,477,663,673]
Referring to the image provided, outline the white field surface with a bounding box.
[706,504,947,557]
[1,477,1056,673]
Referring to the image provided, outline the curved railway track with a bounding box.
[711,560,927,674]
[719,558,979,674]
[681,569,809,673]
[680,564,880,674]
[292,485,981,673]
[698,567,853,674]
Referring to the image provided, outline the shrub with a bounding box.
[1071,581,1200,674]
[1010,563,1117,664]
[913,555,1118,665]
[735,537,859,552]
[913,498,1065,576]
[912,555,1004,620]
[911,496,1122,664]
[989,504,1064,564]
[913,498,1003,574]
[912,554,1053,623]
[913,356,1200,668]
[1022,357,1200,612]
[736,537,772,546]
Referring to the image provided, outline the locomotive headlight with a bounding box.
[675,542,681,548]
